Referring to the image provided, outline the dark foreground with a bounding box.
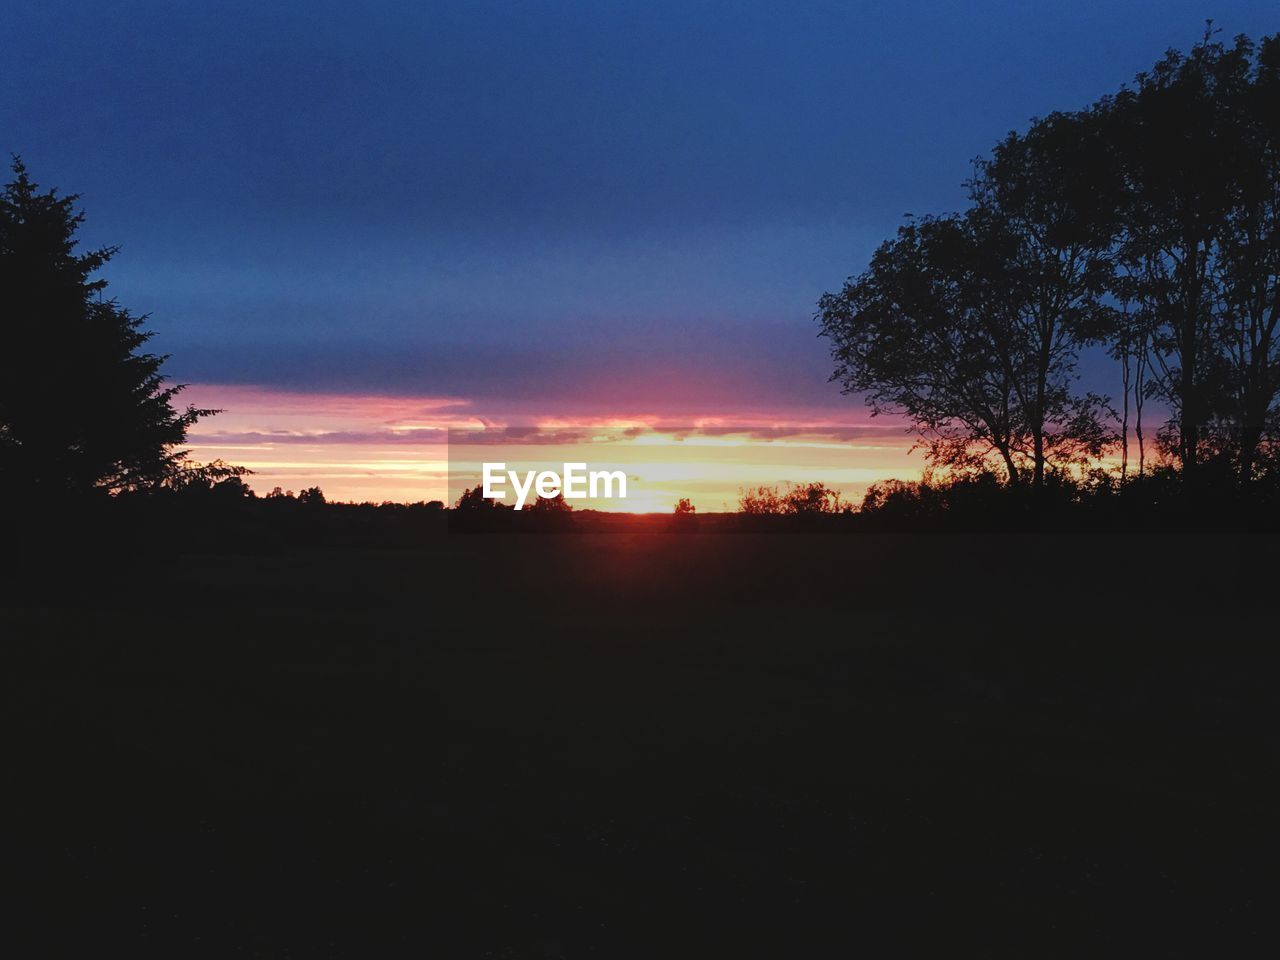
[6,533,1276,956]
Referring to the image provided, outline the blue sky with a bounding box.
[4,0,1277,413]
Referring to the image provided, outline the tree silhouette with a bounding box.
[1104,32,1248,480]
[165,457,252,496]
[528,491,572,512]
[819,215,1020,482]
[738,484,787,514]
[818,211,1111,484]
[820,29,1280,501]
[1206,34,1280,481]
[297,486,327,506]
[970,112,1118,488]
[737,482,842,514]
[453,484,511,511]
[0,158,214,498]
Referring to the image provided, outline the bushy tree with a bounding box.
[782,481,843,514]
[737,482,842,514]
[528,491,572,512]
[738,484,786,514]
[297,486,327,506]
[818,211,1112,486]
[453,484,511,511]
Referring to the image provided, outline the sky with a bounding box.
[3,1,1276,503]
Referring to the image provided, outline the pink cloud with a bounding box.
[180,382,921,504]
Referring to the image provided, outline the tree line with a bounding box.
[6,28,1278,531]
[818,28,1280,500]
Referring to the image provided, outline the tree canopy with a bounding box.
[819,28,1280,496]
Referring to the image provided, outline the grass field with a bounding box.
[7,532,1276,956]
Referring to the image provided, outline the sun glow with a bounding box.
[182,384,921,508]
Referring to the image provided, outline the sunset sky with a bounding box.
[179,384,922,506]
[4,1,1270,505]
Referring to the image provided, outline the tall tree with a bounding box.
[820,27,1280,501]
[1213,34,1280,481]
[1103,31,1256,481]
[1110,302,1151,479]
[0,158,213,497]
[819,214,1022,482]
[1094,30,1280,486]
[818,210,1112,485]
[970,111,1119,488]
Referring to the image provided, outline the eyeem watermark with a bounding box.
[482,462,628,510]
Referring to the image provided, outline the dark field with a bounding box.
[6,533,1277,956]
